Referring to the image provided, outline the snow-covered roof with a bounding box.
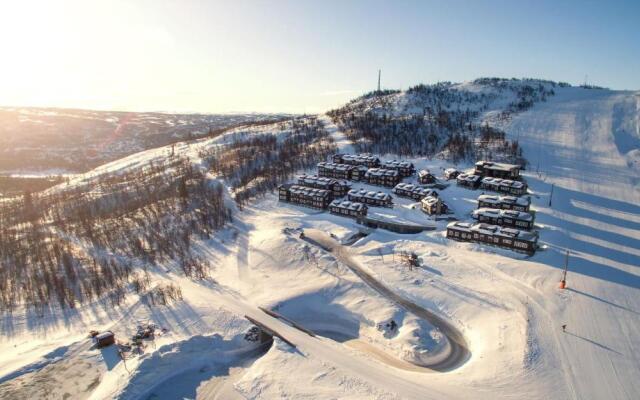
[394,183,437,197]
[478,194,530,207]
[95,331,114,340]
[298,174,350,188]
[457,173,482,183]
[381,160,414,169]
[339,153,380,163]
[289,185,330,198]
[481,177,525,189]
[421,195,441,206]
[348,188,393,201]
[472,207,533,222]
[365,168,399,178]
[317,162,355,172]
[475,160,520,172]
[329,199,366,211]
[448,221,537,241]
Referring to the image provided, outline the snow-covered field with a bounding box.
[1,85,639,399]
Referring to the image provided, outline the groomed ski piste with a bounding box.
[1,85,639,399]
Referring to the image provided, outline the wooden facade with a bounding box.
[474,161,521,180]
[96,331,115,348]
[364,168,401,187]
[393,183,438,201]
[278,184,331,209]
[380,160,416,177]
[347,188,393,207]
[480,177,527,196]
[471,208,535,230]
[329,199,368,219]
[297,174,351,197]
[418,169,436,184]
[446,221,538,255]
[317,162,356,180]
[333,153,381,168]
[444,168,460,180]
[477,194,531,212]
[421,195,448,215]
[456,173,482,189]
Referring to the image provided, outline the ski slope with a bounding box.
[1,85,638,399]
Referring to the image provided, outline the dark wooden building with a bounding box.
[96,331,115,348]
[456,173,482,189]
[380,160,416,177]
[317,162,356,180]
[278,184,331,209]
[474,161,521,180]
[472,208,535,230]
[446,221,538,255]
[444,168,460,180]
[393,183,438,201]
[480,177,527,196]
[418,169,436,184]
[329,199,368,219]
[364,168,401,187]
[477,194,531,212]
[421,195,448,215]
[297,174,351,197]
[333,153,381,168]
[347,188,393,207]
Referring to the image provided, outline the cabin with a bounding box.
[380,160,416,177]
[297,174,351,198]
[364,168,401,187]
[444,168,460,180]
[317,162,356,180]
[480,177,527,196]
[96,331,115,348]
[393,183,438,201]
[474,161,521,180]
[347,188,393,207]
[471,208,535,230]
[421,195,448,215]
[329,199,368,219]
[446,221,538,255]
[477,194,531,212]
[278,184,331,209]
[417,169,436,184]
[333,153,381,168]
[456,173,482,189]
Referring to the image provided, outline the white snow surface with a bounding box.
[1,86,639,400]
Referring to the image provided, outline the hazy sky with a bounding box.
[1,0,639,113]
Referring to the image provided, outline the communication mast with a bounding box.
[377,69,381,93]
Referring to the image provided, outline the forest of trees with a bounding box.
[328,79,552,164]
[199,116,337,208]
[0,116,335,313]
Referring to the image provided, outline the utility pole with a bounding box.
[377,69,381,93]
[559,250,569,289]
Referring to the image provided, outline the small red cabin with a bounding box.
[96,331,115,348]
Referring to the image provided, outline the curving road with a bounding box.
[302,229,470,372]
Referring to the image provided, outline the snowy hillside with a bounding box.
[1,81,639,400]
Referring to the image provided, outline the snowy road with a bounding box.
[302,228,470,371]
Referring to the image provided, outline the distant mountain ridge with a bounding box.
[0,107,291,173]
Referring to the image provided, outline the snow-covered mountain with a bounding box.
[0,80,638,400]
